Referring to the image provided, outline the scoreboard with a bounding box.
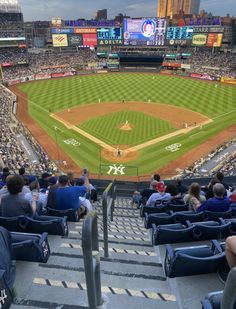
[97,28,123,45]
[166,27,193,40]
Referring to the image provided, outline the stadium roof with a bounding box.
[0,0,21,13]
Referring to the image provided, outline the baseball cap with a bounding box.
[156,182,166,193]
[48,176,58,185]
[230,193,236,203]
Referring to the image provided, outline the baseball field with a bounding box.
[13,73,236,178]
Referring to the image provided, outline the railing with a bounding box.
[82,211,103,309]
[102,181,117,258]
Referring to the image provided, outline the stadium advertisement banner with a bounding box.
[82,33,97,47]
[190,73,215,80]
[68,34,83,46]
[192,34,208,46]
[123,18,166,46]
[162,62,181,68]
[35,73,51,80]
[51,28,74,34]
[166,39,189,46]
[166,27,193,40]
[51,72,75,78]
[181,64,191,69]
[193,26,224,33]
[221,77,236,85]
[97,27,123,45]
[52,34,68,47]
[74,28,97,34]
[51,18,62,28]
[207,33,223,47]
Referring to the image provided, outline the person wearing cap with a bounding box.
[146,182,171,206]
[38,172,52,189]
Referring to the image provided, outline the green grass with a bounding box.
[18,73,236,176]
[78,111,175,146]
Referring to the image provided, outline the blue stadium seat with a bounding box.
[201,210,233,221]
[0,216,68,236]
[46,207,79,222]
[164,240,225,278]
[166,204,188,212]
[173,211,203,223]
[11,232,50,263]
[144,212,174,229]
[202,291,223,309]
[0,269,12,309]
[140,205,167,217]
[152,223,194,245]
[191,220,231,241]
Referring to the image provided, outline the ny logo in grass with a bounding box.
[107,164,126,175]
[0,289,7,308]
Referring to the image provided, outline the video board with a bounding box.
[166,27,193,40]
[97,28,123,45]
[123,18,166,46]
[192,34,208,46]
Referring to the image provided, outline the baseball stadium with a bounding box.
[1,0,236,308]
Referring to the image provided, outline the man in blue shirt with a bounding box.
[47,175,87,213]
[197,183,230,213]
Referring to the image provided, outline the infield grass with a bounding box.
[18,73,236,176]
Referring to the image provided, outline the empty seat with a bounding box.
[46,207,79,222]
[140,205,167,217]
[152,223,194,245]
[164,240,225,278]
[191,221,231,241]
[11,232,50,263]
[201,210,233,221]
[144,212,174,229]
[166,204,188,212]
[0,216,68,236]
[173,211,203,223]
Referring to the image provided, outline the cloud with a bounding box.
[19,0,236,21]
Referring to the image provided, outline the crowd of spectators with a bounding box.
[0,13,24,29]
[0,48,28,65]
[0,30,25,38]
[0,86,58,175]
[181,138,236,178]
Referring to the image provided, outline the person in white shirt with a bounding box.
[146,182,171,206]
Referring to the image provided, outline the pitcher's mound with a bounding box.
[102,145,139,163]
[119,123,134,131]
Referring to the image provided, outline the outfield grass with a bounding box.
[18,73,236,176]
[78,111,175,146]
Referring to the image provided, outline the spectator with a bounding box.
[225,236,236,268]
[175,176,188,195]
[183,182,206,211]
[47,175,86,214]
[146,182,171,206]
[216,171,229,191]
[197,183,230,213]
[38,172,52,189]
[18,167,25,176]
[24,180,47,210]
[0,175,36,217]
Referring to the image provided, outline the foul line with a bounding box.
[51,113,213,153]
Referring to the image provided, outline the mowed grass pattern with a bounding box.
[17,74,236,176]
[78,111,175,146]
[19,74,236,118]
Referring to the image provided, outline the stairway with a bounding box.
[13,197,178,309]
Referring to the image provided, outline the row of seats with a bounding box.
[152,218,236,245]
[144,210,235,229]
[0,215,68,236]
[140,203,188,217]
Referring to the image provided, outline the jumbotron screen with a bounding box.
[166,26,193,40]
[123,18,166,46]
[97,27,123,45]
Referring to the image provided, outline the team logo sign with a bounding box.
[165,143,182,152]
[107,164,126,175]
[141,19,156,38]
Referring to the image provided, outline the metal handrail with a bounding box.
[82,211,103,309]
[102,181,117,258]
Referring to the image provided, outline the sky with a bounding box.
[19,0,236,21]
